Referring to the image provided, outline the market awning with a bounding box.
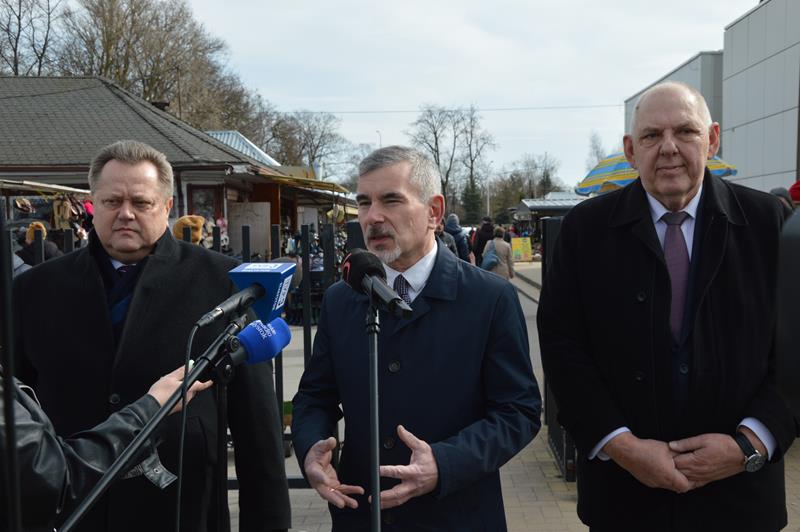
[0,179,91,197]
[252,167,349,194]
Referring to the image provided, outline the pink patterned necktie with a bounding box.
[661,211,690,340]
[116,264,135,277]
[393,274,412,306]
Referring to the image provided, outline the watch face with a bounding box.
[745,453,766,473]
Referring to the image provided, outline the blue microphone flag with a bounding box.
[228,262,295,322]
[236,318,291,365]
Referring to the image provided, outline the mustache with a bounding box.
[366,225,395,239]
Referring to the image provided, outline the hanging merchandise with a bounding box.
[51,196,72,230]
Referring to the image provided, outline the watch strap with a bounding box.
[733,431,757,460]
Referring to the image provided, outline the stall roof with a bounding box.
[0,179,90,197]
[252,167,349,194]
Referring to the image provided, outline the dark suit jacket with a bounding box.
[292,243,541,531]
[13,230,290,532]
[537,172,796,531]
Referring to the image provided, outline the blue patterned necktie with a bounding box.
[393,274,412,306]
[661,211,690,340]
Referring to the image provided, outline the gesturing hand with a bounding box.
[304,437,365,509]
[603,432,693,493]
[669,433,746,488]
[376,425,439,509]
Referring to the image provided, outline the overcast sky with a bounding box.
[189,0,759,188]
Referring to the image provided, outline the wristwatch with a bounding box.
[733,431,766,472]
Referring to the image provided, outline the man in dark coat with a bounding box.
[13,140,290,532]
[538,82,796,531]
[473,216,494,267]
[292,145,541,531]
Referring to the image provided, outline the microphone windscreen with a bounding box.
[342,249,385,294]
[228,262,296,322]
[236,318,291,364]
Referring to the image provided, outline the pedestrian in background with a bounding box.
[484,226,514,280]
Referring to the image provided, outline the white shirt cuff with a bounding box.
[739,418,776,459]
[589,427,631,461]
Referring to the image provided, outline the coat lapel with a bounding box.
[686,171,746,336]
[114,230,178,365]
[391,243,458,335]
[609,179,664,262]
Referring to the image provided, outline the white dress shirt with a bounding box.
[383,242,438,303]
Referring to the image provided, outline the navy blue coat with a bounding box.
[292,243,541,531]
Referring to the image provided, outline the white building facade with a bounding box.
[722,0,800,191]
[625,51,723,138]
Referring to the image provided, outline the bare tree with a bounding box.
[460,104,495,186]
[536,152,561,197]
[407,104,465,209]
[586,130,607,171]
[0,0,60,75]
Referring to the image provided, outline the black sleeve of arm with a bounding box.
[1,378,159,530]
[536,213,629,454]
[290,290,342,476]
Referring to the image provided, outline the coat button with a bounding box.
[388,361,401,373]
[633,370,646,382]
[109,393,121,405]
[679,363,689,375]
[383,436,396,450]
[636,291,647,302]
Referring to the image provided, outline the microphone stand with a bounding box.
[58,316,247,532]
[365,304,381,532]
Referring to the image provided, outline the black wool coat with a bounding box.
[538,172,796,531]
[13,230,290,532]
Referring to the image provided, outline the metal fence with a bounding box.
[541,216,577,482]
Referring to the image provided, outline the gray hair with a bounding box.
[89,140,174,198]
[630,81,713,134]
[358,145,442,202]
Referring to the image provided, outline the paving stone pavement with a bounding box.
[227,262,800,531]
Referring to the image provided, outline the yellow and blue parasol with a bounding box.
[575,153,737,196]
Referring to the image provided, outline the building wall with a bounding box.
[625,52,724,137]
[722,0,800,191]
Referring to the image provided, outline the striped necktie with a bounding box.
[393,274,412,306]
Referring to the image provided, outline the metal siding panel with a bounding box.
[762,113,784,175]
[747,120,766,178]
[724,29,734,78]
[747,62,767,123]
[764,53,785,116]
[784,44,800,111]
[782,108,798,175]
[765,0,787,55]
[788,0,800,45]
[731,20,749,76]
[748,4,768,68]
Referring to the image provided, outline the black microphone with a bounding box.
[196,283,265,327]
[342,249,413,318]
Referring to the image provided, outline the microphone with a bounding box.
[228,317,292,366]
[342,249,413,318]
[196,261,297,327]
[196,284,265,327]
